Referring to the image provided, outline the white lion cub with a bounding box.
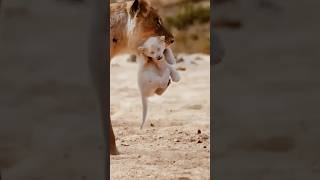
[137,36,180,129]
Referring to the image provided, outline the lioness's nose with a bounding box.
[170,39,174,44]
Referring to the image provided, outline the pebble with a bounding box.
[177,67,187,71]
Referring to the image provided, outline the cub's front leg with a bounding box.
[168,64,180,82]
[164,48,176,65]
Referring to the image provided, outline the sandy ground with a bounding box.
[110,54,210,179]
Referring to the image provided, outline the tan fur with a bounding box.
[110,0,174,58]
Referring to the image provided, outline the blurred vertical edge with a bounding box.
[210,0,215,179]
[89,0,109,179]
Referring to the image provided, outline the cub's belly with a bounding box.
[138,71,162,97]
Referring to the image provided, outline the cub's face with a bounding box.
[138,36,166,61]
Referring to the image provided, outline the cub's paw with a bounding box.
[171,72,180,82]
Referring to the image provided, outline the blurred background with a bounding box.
[0,0,105,179]
[112,0,211,54]
[151,0,211,54]
[214,0,320,179]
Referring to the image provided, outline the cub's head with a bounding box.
[129,0,174,46]
[138,36,166,60]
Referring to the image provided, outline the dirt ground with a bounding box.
[110,54,210,180]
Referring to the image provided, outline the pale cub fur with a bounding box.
[137,36,180,129]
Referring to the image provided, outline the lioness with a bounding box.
[110,0,174,155]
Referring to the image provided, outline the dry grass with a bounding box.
[160,1,210,54]
[170,23,210,54]
[165,3,210,30]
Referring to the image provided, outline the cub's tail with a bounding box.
[140,96,148,129]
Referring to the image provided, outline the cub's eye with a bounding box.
[151,51,155,54]
[157,48,160,51]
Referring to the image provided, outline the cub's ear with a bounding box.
[138,46,145,52]
[160,36,165,42]
[130,0,150,18]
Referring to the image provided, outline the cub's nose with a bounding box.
[157,56,162,60]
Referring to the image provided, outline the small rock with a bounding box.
[176,58,184,63]
[178,177,191,180]
[127,54,137,62]
[174,139,180,142]
[197,129,202,134]
[191,61,198,65]
[194,56,203,61]
[121,143,130,146]
[188,104,202,110]
[177,67,186,71]
[150,123,154,127]
[201,134,209,140]
[197,140,203,144]
[190,34,199,41]
[203,146,207,148]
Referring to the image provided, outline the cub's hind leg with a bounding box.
[155,79,171,95]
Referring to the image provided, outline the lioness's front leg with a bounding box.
[109,116,118,155]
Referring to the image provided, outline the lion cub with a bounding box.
[137,36,180,129]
